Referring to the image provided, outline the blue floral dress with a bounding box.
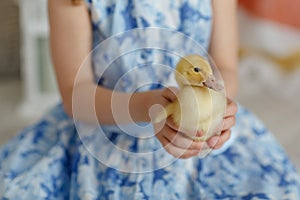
[1,0,300,199]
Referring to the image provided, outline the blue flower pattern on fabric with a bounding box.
[1,0,300,199]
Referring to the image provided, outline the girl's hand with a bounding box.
[206,98,238,149]
[148,87,205,159]
[148,88,238,158]
[153,118,205,159]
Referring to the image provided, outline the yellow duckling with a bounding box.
[154,54,226,141]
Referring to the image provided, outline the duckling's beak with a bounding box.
[203,75,224,91]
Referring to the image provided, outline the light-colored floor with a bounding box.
[0,79,299,171]
[0,80,33,138]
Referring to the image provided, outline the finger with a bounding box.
[164,129,204,150]
[221,116,236,132]
[166,117,203,138]
[159,135,201,159]
[213,105,237,135]
[207,130,231,149]
[225,99,238,118]
[209,130,231,149]
[162,124,204,150]
[165,117,180,131]
[162,87,179,102]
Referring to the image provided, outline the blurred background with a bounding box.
[0,0,299,169]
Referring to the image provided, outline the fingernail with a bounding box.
[196,131,204,137]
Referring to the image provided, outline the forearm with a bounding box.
[71,83,154,125]
[219,68,239,99]
[49,1,153,125]
[210,0,238,99]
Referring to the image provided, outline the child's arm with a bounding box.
[48,0,236,158]
[48,0,155,125]
[207,0,238,149]
[210,0,239,99]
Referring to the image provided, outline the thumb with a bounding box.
[162,87,179,102]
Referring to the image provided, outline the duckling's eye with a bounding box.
[194,67,201,73]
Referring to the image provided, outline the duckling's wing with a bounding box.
[153,103,174,123]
